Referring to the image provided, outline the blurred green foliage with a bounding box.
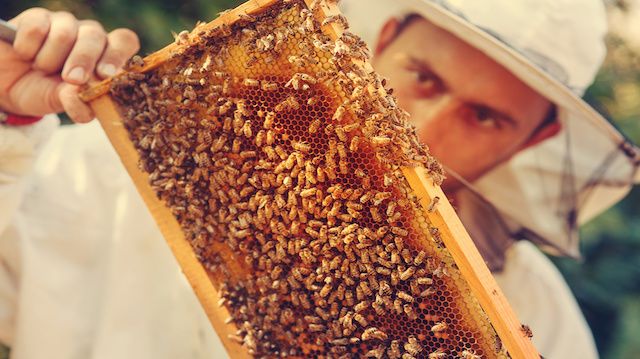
[554,31,640,359]
[2,1,639,358]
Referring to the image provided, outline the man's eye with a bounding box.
[411,70,442,96]
[474,107,501,129]
[461,105,503,130]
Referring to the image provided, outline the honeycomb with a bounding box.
[108,1,510,358]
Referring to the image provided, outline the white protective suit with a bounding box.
[0,118,598,358]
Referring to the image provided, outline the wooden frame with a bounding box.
[81,1,539,358]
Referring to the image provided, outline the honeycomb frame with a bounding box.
[80,0,539,358]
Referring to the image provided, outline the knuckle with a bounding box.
[24,22,49,39]
[55,11,76,20]
[81,19,104,32]
[50,27,76,46]
[104,48,125,62]
[82,26,107,43]
[70,52,95,66]
[34,60,60,74]
[23,7,49,19]
[13,44,33,59]
[111,28,141,55]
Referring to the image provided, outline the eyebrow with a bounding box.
[406,55,519,129]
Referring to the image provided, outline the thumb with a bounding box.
[7,71,65,116]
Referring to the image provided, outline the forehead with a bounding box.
[395,16,550,125]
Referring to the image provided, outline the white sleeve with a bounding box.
[494,241,599,359]
[0,116,59,346]
[0,116,59,233]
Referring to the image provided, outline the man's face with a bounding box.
[371,17,554,192]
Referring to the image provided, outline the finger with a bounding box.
[96,28,140,79]
[61,20,107,85]
[57,82,94,123]
[33,11,79,74]
[10,8,51,61]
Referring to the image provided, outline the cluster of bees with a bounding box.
[111,1,506,358]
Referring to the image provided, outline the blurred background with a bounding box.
[2,0,639,358]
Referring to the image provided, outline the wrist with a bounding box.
[0,110,42,126]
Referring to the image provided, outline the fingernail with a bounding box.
[99,63,117,77]
[67,67,86,83]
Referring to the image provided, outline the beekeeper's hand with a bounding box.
[0,8,140,123]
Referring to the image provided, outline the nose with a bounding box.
[410,94,463,140]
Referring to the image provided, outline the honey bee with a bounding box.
[370,207,382,222]
[275,95,300,112]
[361,327,387,341]
[303,12,315,33]
[212,71,227,79]
[391,226,409,237]
[309,119,321,134]
[359,281,372,297]
[286,73,317,91]
[353,312,368,327]
[218,100,233,116]
[222,78,231,95]
[431,321,448,333]
[299,248,315,264]
[349,136,360,152]
[243,78,260,88]
[390,270,400,286]
[371,136,391,146]
[242,120,253,138]
[300,188,317,198]
[322,14,349,29]
[266,130,275,145]
[293,141,311,153]
[333,104,346,121]
[404,336,423,356]
[255,130,266,147]
[364,346,386,359]
[414,251,427,266]
[241,27,258,41]
[227,334,244,345]
[393,298,403,314]
[238,12,255,22]
[427,196,440,212]
[330,338,349,347]
[256,33,275,52]
[335,126,347,142]
[173,30,190,45]
[307,96,319,106]
[460,349,481,359]
[211,136,227,153]
[319,282,332,298]
[398,291,415,304]
[309,323,326,332]
[521,324,534,339]
[428,349,446,359]
[433,263,449,278]
[287,55,305,70]
[258,80,277,91]
[263,111,275,129]
[128,55,145,68]
[371,299,386,316]
[416,276,433,286]
[399,266,416,281]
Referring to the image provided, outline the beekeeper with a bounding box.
[0,1,638,359]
